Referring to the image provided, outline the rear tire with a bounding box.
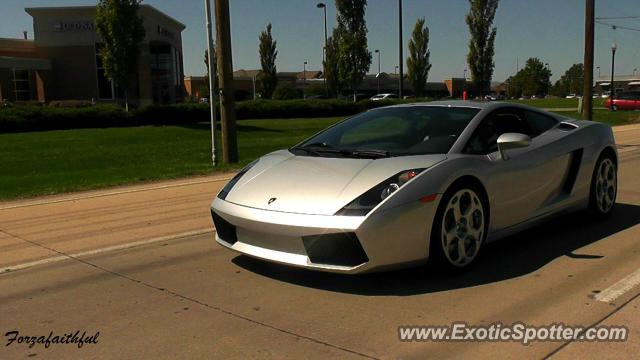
[611,105,618,111]
[588,153,617,218]
[429,182,488,271]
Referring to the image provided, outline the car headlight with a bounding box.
[335,169,425,216]
[217,159,259,200]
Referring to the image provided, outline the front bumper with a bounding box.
[210,197,438,274]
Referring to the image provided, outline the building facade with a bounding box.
[595,75,640,95]
[0,5,185,105]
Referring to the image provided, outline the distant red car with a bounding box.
[605,92,640,110]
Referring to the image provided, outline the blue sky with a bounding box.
[1,0,639,82]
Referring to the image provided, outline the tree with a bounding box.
[95,0,145,111]
[466,0,499,94]
[324,31,342,97]
[305,82,327,97]
[507,58,552,98]
[335,0,372,101]
[551,63,584,97]
[272,82,299,100]
[258,23,278,99]
[407,18,432,98]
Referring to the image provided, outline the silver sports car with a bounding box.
[210,101,617,273]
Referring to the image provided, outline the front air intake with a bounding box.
[302,233,368,267]
[211,210,237,245]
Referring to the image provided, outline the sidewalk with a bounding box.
[0,174,232,270]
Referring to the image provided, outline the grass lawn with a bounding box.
[550,109,640,126]
[0,117,343,200]
[507,97,611,109]
[1,109,638,201]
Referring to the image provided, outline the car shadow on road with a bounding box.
[232,203,640,296]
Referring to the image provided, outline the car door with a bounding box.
[464,108,564,230]
[616,93,634,110]
[634,92,640,110]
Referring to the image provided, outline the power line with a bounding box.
[595,16,640,20]
[596,20,640,32]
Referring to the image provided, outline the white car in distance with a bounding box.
[371,94,399,101]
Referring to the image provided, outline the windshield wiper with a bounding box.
[341,149,395,159]
[291,142,342,156]
[292,144,394,159]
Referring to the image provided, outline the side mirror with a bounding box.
[497,133,531,160]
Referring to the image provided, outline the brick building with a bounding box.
[0,5,185,105]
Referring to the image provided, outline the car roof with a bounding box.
[381,100,555,113]
[384,100,495,109]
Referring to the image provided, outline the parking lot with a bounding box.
[1,125,640,359]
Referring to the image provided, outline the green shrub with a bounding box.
[272,82,299,100]
[0,104,127,133]
[48,100,96,108]
[304,82,326,97]
[0,98,436,133]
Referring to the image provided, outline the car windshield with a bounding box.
[291,106,480,158]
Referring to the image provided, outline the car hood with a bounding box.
[224,150,446,215]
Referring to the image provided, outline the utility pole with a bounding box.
[398,0,403,98]
[215,0,238,163]
[204,0,217,166]
[582,0,594,120]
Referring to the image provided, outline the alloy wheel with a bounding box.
[441,189,485,267]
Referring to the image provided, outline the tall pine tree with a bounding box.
[407,18,432,98]
[466,0,499,94]
[335,0,372,101]
[95,0,145,111]
[258,23,278,99]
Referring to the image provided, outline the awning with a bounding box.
[628,81,640,86]
[0,56,51,71]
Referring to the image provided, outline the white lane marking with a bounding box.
[595,268,640,303]
[0,176,234,211]
[0,228,214,274]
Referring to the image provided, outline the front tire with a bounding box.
[588,153,617,218]
[430,183,488,270]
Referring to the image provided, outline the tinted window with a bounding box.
[465,109,532,155]
[293,106,481,156]
[523,110,558,136]
[617,92,640,100]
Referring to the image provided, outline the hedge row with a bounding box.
[0,98,426,133]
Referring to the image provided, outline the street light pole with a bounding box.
[303,61,307,99]
[610,42,617,111]
[316,3,328,97]
[204,0,217,166]
[375,49,380,94]
[397,0,403,98]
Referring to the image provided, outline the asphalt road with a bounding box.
[2,125,640,359]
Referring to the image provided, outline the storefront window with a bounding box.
[150,42,176,104]
[12,69,31,101]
